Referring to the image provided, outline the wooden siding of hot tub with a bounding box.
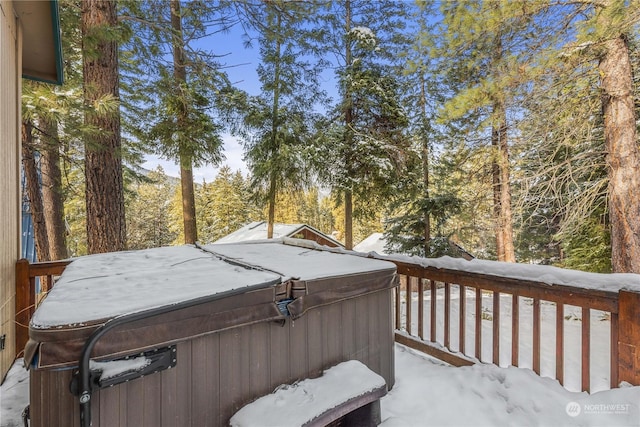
[29,289,394,427]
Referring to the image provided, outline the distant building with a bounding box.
[354,233,474,260]
[214,221,344,248]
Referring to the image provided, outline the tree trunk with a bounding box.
[82,0,126,254]
[490,36,515,263]
[267,12,282,240]
[171,0,197,244]
[39,117,68,260]
[599,34,640,273]
[344,190,353,250]
[343,0,354,250]
[179,161,197,244]
[267,175,277,239]
[22,120,50,262]
[420,74,431,256]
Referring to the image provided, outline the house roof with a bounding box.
[353,233,387,254]
[14,0,63,85]
[214,221,344,248]
[354,233,475,260]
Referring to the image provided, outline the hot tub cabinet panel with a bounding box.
[27,240,397,427]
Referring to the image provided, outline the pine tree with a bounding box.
[235,0,325,239]
[503,1,640,271]
[120,1,230,244]
[383,0,462,258]
[82,0,127,253]
[126,166,178,249]
[196,166,260,243]
[314,0,410,249]
[436,2,546,262]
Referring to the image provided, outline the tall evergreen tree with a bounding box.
[595,1,640,272]
[437,2,545,262]
[505,1,640,271]
[315,0,409,249]
[384,0,461,257]
[235,0,325,239]
[120,1,231,244]
[82,0,126,253]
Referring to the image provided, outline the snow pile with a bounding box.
[0,360,28,427]
[382,345,640,426]
[282,236,640,292]
[230,360,386,427]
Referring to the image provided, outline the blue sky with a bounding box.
[141,13,344,183]
[142,23,261,181]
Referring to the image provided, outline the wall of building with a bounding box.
[0,0,21,380]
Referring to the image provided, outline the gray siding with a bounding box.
[0,0,21,380]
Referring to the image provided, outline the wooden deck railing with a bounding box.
[14,256,640,393]
[388,258,640,392]
[15,258,71,357]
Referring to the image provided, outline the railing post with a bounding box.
[15,258,32,358]
[618,290,640,386]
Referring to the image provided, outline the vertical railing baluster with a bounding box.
[610,311,618,389]
[533,298,541,375]
[418,278,424,340]
[556,303,564,386]
[444,282,450,349]
[475,287,482,361]
[430,280,436,342]
[459,285,466,354]
[511,294,519,367]
[582,307,590,392]
[395,279,401,330]
[493,291,500,365]
[406,276,413,336]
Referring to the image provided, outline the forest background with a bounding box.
[22,0,640,274]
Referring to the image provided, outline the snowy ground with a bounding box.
[2,344,639,427]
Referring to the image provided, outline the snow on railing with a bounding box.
[386,256,640,393]
[14,249,640,394]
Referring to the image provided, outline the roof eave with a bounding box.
[17,0,64,85]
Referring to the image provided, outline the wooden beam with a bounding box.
[395,332,475,367]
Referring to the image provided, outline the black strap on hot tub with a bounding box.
[72,276,282,427]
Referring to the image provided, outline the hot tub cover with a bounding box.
[27,239,397,369]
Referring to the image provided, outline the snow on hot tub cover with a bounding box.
[27,240,397,369]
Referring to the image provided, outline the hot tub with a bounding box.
[26,239,397,427]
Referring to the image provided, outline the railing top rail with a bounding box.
[18,253,624,313]
[388,259,619,313]
[17,258,72,277]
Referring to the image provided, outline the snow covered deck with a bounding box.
[3,344,639,427]
[9,239,640,426]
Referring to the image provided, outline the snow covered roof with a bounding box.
[214,221,343,248]
[354,233,387,254]
[354,233,474,260]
